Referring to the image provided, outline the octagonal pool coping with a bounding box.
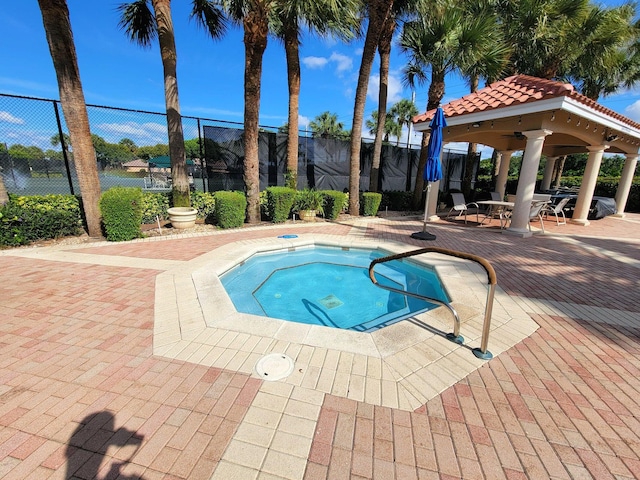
[153,233,539,410]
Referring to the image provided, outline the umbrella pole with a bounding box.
[422,182,431,232]
[411,182,437,241]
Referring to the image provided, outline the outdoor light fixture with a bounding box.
[606,134,619,142]
[514,131,525,140]
[472,122,482,128]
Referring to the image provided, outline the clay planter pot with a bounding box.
[298,209,317,222]
[167,207,197,229]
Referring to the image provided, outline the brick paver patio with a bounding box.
[1,213,638,479]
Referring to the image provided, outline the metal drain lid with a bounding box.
[254,353,295,381]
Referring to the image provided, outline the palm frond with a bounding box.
[190,0,227,39]
[117,0,157,47]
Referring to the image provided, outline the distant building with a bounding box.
[122,159,149,172]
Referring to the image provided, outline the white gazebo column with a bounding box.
[505,130,552,236]
[571,145,609,226]
[541,156,558,191]
[614,153,639,217]
[494,150,513,199]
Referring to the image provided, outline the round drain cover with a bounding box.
[254,353,295,381]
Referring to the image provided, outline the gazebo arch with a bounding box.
[413,75,640,236]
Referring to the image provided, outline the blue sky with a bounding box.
[1,0,639,152]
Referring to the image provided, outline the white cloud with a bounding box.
[0,111,25,124]
[298,115,310,128]
[329,52,352,74]
[367,74,403,104]
[624,100,640,122]
[302,56,329,69]
[95,121,167,144]
[302,52,353,76]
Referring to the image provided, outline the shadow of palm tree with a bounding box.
[65,411,144,480]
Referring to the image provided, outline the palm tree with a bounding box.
[388,98,418,147]
[365,110,401,142]
[565,3,638,100]
[118,0,226,208]
[271,0,358,189]
[368,0,418,192]
[37,0,102,237]
[400,0,503,208]
[459,0,509,198]
[498,0,590,80]
[309,111,347,139]
[348,0,395,215]
[222,0,275,223]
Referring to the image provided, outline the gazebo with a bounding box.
[413,75,640,236]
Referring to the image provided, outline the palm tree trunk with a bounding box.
[243,3,269,223]
[152,0,190,207]
[284,25,300,190]
[412,72,444,209]
[37,0,102,237]
[348,0,393,215]
[369,17,395,192]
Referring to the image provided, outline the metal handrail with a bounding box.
[368,247,497,359]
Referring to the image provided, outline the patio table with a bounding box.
[477,200,515,229]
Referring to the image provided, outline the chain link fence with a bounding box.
[1,93,471,198]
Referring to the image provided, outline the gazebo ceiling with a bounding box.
[413,75,640,156]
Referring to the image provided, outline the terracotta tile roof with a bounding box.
[413,75,640,130]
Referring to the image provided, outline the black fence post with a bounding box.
[53,101,75,195]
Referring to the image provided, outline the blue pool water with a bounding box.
[221,246,449,332]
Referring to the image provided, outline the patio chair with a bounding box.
[528,201,547,233]
[447,193,479,224]
[541,196,570,225]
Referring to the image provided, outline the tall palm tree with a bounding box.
[388,98,418,147]
[348,0,395,215]
[400,0,502,208]
[223,0,275,223]
[459,0,509,198]
[368,0,417,192]
[37,0,102,237]
[270,0,359,189]
[118,0,226,207]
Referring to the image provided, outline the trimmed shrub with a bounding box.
[215,191,246,228]
[265,187,296,223]
[141,192,170,223]
[0,194,82,246]
[191,191,216,222]
[361,192,382,216]
[321,190,347,220]
[380,191,413,211]
[99,187,143,241]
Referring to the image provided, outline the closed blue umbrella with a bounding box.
[412,107,446,241]
[424,107,446,182]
